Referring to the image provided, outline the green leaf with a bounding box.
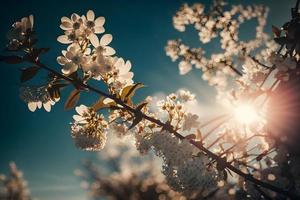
[64,89,80,110]
[120,83,144,102]
[20,66,40,82]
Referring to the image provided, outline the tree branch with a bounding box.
[27,58,297,199]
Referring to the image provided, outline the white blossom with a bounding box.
[19,86,58,112]
[71,105,108,151]
[182,113,200,131]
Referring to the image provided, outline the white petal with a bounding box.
[103,98,114,105]
[65,51,74,60]
[115,58,124,68]
[61,16,71,23]
[60,21,72,30]
[37,101,42,109]
[94,26,105,34]
[57,35,72,44]
[29,15,34,28]
[76,105,88,115]
[84,48,91,55]
[43,102,51,112]
[73,115,85,122]
[62,63,78,74]
[89,33,99,47]
[57,56,67,65]
[81,15,87,22]
[123,60,132,72]
[62,50,67,56]
[103,46,115,56]
[71,13,80,22]
[28,102,37,112]
[95,17,105,26]
[87,10,95,21]
[100,34,112,46]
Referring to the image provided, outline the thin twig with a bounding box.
[0,50,289,197]
[26,59,298,199]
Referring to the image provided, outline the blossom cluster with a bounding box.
[3,1,300,199]
[0,162,32,200]
[19,86,58,112]
[6,15,34,51]
[57,10,134,92]
[75,134,188,200]
[166,2,271,93]
[71,105,108,151]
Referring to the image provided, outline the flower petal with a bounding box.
[57,56,68,65]
[61,16,71,23]
[100,34,112,46]
[87,10,95,21]
[95,17,105,26]
[57,35,72,44]
[62,63,78,74]
[89,33,99,47]
[29,15,34,28]
[37,101,42,109]
[103,46,115,56]
[73,115,85,122]
[76,105,88,115]
[60,21,73,30]
[71,13,80,22]
[94,26,105,34]
[43,102,51,112]
[28,102,37,112]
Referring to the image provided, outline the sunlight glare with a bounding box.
[234,104,259,124]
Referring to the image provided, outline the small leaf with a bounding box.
[64,89,80,110]
[92,96,112,111]
[185,134,196,140]
[0,55,23,64]
[48,86,61,100]
[272,25,281,37]
[120,83,144,101]
[128,115,143,130]
[136,102,148,111]
[20,66,40,82]
[195,129,203,141]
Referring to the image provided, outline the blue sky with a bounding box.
[0,0,294,199]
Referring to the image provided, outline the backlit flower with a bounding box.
[57,43,89,74]
[19,86,58,112]
[113,57,134,85]
[90,33,115,56]
[182,113,200,131]
[71,105,108,151]
[7,15,34,50]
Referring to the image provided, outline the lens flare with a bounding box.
[234,104,259,124]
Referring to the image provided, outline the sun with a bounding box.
[234,103,259,124]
